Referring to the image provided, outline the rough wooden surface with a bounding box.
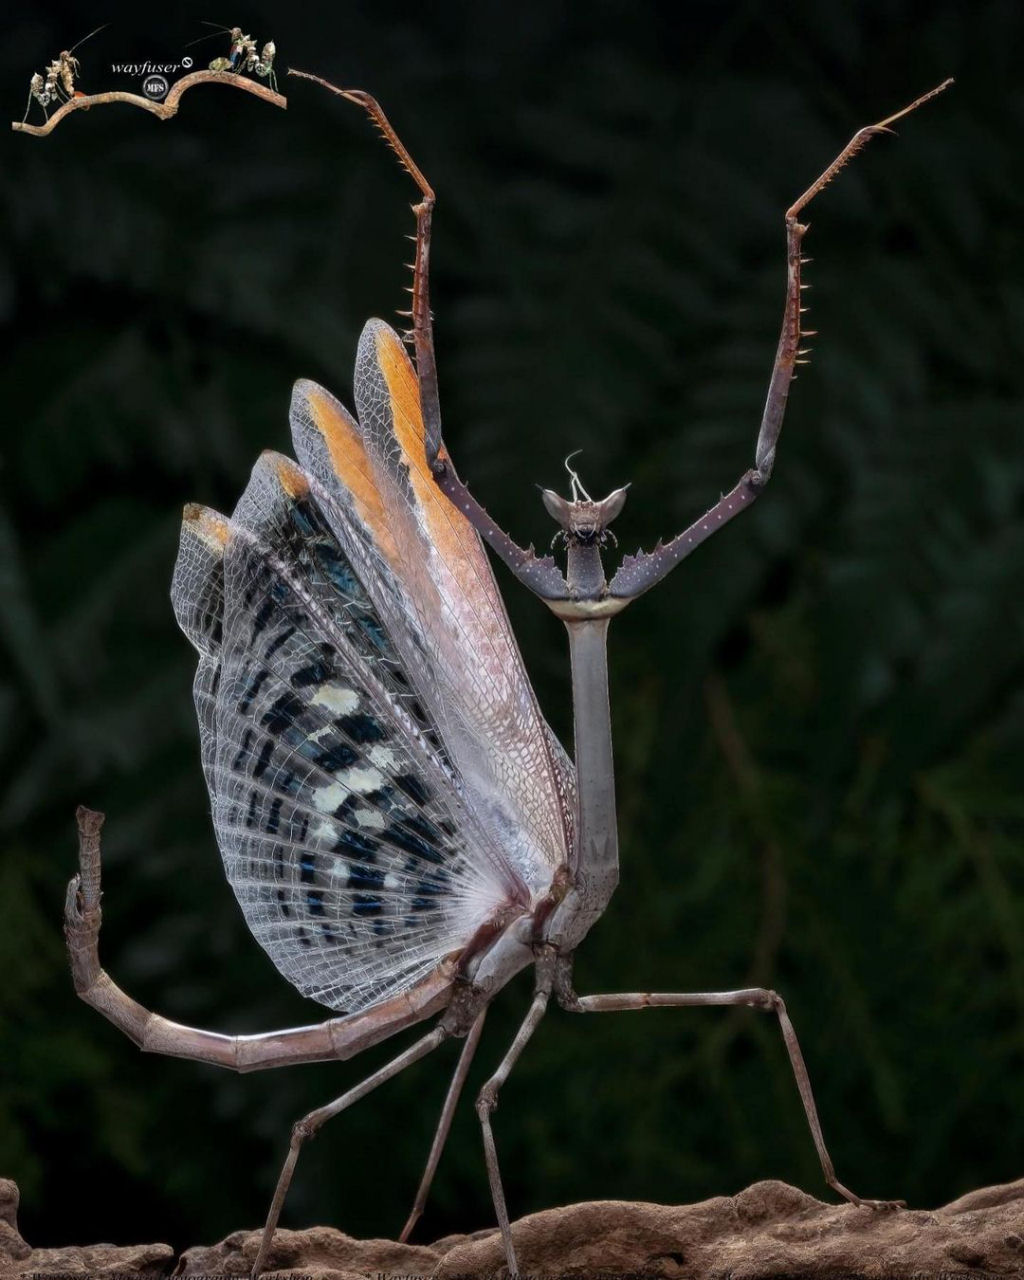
[4,1173,1023,1277]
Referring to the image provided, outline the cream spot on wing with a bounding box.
[338,765,385,794]
[312,819,336,842]
[355,808,386,830]
[368,745,398,769]
[328,861,350,889]
[312,782,350,814]
[310,684,360,715]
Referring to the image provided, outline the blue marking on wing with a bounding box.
[172,450,527,1013]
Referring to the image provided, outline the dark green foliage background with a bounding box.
[2,0,1022,1251]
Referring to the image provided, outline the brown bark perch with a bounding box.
[11,68,286,136]
[3,1174,1022,1277]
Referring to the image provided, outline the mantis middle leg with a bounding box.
[557,977,902,1211]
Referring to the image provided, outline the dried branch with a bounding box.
[11,69,286,137]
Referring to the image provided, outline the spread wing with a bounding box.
[172,321,574,1013]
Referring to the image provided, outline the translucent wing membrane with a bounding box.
[291,322,575,890]
[173,506,229,804]
[172,320,574,1013]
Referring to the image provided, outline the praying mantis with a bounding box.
[43,59,953,1279]
[21,25,106,124]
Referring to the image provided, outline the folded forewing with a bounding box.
[288,378,451,749]
[293,320,575,895]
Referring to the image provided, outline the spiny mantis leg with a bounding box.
[608,78,953,600]
[288,68,570,602]
[559,983,903,1211]
[66,807,446,1071]
[399,1006,487,1242]
[476,955,556,1276]
[251,1025,449,1280]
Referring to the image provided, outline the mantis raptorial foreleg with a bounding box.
[288,68,572,601]
[287,72,952,608]
[608,78,954,599]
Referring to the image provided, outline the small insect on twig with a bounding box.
[199,23,250,73]
[22,24,107,124]
[197,23,277,95]
[56,67,952,1280]
[251,42,278,95]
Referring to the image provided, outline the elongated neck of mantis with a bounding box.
[546,614,620,950]
[568,614,618,874]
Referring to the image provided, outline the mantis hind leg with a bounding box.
[400,1007,487,1242]
[251,1025,449,1279]
[559,982,903,1210]
[474,956,555,1275]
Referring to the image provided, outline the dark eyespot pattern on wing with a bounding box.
[172,455,527,1013]
[173,322,577,1014]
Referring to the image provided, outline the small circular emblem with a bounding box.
[142,74,169,100]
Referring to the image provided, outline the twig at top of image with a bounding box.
[12,67,286,137]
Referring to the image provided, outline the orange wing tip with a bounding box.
[182,503,231,550]
[291,378,362,447]
[291,375,396,552]
[306,384,349,429]
[264,451,310,499]
[373,320,418,385]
